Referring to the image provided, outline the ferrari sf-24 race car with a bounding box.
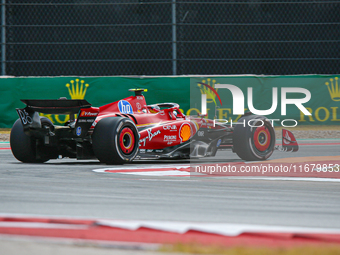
[10,89,298,164]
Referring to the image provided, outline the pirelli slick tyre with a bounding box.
[10,117,53,163]
[233,115,275,161]
[92,117,139,165]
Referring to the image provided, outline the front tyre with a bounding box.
[10,117,53,163]
[233,115,275,161]
[92,117,139,165]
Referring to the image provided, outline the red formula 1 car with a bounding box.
[10,89,298,164]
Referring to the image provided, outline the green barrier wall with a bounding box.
[0,75,339,128]
[190,75,340,126]
[0,76,190,128]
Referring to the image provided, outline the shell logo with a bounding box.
[179,123,191,142]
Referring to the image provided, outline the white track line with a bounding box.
[0,222,88,229]
[1,213,340,237]
[93,167,340,182]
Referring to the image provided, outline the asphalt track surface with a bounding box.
[0,139,340,230]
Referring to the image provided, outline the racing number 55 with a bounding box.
[17,109,33,125]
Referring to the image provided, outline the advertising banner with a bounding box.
[0,76,189,128]
[1,75,339,128]
[190,75,340,126]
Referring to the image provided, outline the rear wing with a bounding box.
[20,99,91,114]
[16,99,98,135]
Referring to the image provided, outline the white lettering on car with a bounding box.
[139,129,161,147]
[18,109,33,125]
[164,135,177,141]
[80,111,98,117]
[163,125,177,131]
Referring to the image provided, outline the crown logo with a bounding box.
[66,79,89,99]
[325,77,340,102]
[197,78,219,104]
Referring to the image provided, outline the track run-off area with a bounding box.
[0,138,340,248]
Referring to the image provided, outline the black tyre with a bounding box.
[92,117,139,165]
[233,115,275,161]
[10,117,53,163]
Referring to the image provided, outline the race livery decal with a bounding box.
[197,131,204,137]
[283,131,292,145]
[164,135,176,141]
[163,125,177,131]
[118,100,133,114]
[80,111,98,117]
[136,102,142,113]
[76,126,82,136]
[179,123,191,142]
[17,109,33,125]
[164,135,177,145]
[139,128,161,147]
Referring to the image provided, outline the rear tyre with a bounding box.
[233,115,275,161]
[92,117,139,165]
[10,117,53,163]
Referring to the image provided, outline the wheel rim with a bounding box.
[253,126,271,152]
[119,127,135,154]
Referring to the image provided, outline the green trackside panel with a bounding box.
[1,75,340,128]
[0,76,190,128]
[189,75,340,126]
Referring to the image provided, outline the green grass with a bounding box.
[160,243,340,255]
[0,129,10,134]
